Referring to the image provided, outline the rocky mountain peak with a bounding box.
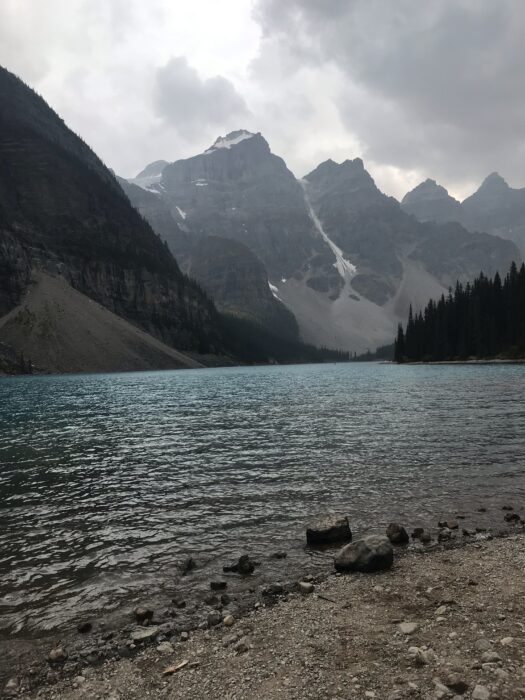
[135,160,168,179]
[477,171,510,193]
[402,178,453,205]
[205,129,263,153]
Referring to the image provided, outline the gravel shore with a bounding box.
[9,533,525,700]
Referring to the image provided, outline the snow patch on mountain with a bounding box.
[268,282,282,301]
[205,130,255,153]
[175,206,186,220]
[301,182,357,280]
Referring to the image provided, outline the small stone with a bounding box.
[207,611,222,627]
[4,678,19,697]
[386,523,409,544]
[237,554,255,575]
[180,631,189,642]
[223,615,235,627]
[435,605,447,616]
[444,673,469,694]
[438,529,453,542]
[262,583,284,596]
[298,581,314,594]
[271,551,287,559]
[220,593,231,605]
[210,581,227,590]
[181,556,196,574]
[77,621,92,634]
[501,505,513,510]
[500,636,513,646]
[399,622,418,635]
[504,512,520,522]
[233,637,250,654]
[481,651,501,663]
[475,638,492,652]
[73,676,86,685]
[134,606,153,623]
[408,646,431,666]
[472,685,490,700]
[448,632,458,639]
[156,641,174,654]
[48,647,68,663]
[411,527,425,539]
[130,626,159,642]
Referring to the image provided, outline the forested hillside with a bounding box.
[395,262,525,362]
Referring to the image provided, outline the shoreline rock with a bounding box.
[306,514,352,545]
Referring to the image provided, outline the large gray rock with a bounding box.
[334,535,393,573]
[306,515,352,545]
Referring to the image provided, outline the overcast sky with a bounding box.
[1,0,524,200]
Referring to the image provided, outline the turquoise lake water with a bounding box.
[1,362,524,634]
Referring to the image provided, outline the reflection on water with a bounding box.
[0,363,524,634]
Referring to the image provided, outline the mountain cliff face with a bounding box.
[186,236,299,340]
[0,65,225,367]
[402,173,525,256]
[128,131,518,353]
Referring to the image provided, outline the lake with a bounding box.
[1,362,524,636]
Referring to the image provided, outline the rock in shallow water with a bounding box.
[386,523,409,544]
[334,535,393,573]
[306,514,352,545]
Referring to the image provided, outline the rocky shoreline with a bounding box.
[2,510,524,699]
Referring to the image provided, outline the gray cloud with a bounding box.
[153,57,250,138]
[253,0,525,195]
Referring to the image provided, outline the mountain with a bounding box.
[401,179,464,224]
[186,236,299,340]
[402,173,525,256]
[127,132,519,353]
[462,173,525,254]
[0,65,227,371]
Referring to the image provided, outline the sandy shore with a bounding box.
[6,532,525,700]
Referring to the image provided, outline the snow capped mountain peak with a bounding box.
[205,129,257,153]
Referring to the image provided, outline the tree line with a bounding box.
[395,261,525,362]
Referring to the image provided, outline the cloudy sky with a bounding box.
[1,0,524,199]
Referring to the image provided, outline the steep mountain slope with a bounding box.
[402,173,525,256]
[186,236,299,340]
[0,273,203,373]
[129,133,518,353]
[119,178,298,338]
[0,65,225,368]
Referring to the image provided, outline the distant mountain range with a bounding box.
[124,131,519,353]
[402,173,525,256]
[0,67,347,373]
[1,63,521,371]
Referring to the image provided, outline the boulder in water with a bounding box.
[386,523,409,544]
[334,535,393,573]
[306,515,352,545]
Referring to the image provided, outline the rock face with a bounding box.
[186,236,299,340]
[403,172,525,256]
[334,535,393,573]
[306,515,352,545]
[0,66,226,372]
